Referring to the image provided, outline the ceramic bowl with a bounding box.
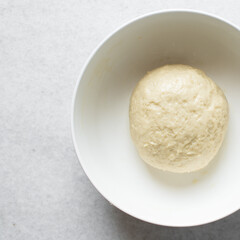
[72,10,240,226]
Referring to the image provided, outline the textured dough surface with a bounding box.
[129,65,228,173]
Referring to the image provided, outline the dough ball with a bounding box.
[129,64,228,173]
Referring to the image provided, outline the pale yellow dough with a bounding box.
[129,65,228,173]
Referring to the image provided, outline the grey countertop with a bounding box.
[0,1,240,239]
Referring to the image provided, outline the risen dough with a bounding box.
[129,65,228,173]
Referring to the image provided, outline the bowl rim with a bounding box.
[71,9,240,227]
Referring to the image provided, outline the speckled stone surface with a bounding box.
[0,1,239,239]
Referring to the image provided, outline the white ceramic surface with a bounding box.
[72,10,240,226]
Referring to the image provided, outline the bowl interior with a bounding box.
[73,12,240,226]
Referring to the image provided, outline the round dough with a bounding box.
[129,64,228,173]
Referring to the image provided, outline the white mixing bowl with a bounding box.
[72,10,240,226]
